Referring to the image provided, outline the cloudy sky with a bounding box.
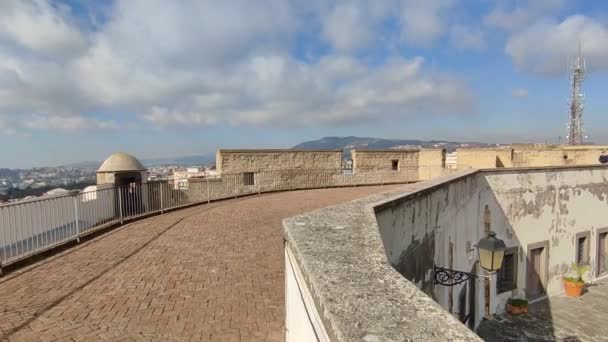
[1,0,608,167]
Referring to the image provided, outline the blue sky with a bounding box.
[1,0,608,168]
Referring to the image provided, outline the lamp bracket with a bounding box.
[433,264,490,287]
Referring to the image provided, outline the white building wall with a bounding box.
[375,167,608,329]
[285,247,329,342]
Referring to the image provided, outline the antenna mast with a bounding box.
[567,40,585,145]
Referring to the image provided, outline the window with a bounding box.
[243,172,255,186]
[497,247,518,293]
[483,205,491,232]
[391,160,399,171]
[576,232,590,265]
[597,229,608,276]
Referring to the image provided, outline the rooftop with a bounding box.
[0,185,398,341]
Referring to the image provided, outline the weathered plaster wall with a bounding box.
[375,174,486,327]
[375,166,608,329]
[485,168,608,297]
[216,149,342,175]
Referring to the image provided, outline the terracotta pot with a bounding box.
[506,303,528,315]
[563,278,585,297]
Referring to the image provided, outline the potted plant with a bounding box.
[563,263,590,297]
[506,298,528,314]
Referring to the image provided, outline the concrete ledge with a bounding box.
[283,170,482,341]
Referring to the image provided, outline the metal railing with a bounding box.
[0,166,452,269]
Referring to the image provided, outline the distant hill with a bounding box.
[63,161,101,169]
[293,136,494,158]
[141,154,215,167]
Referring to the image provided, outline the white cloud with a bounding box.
[449,25,485,51]
[399,0,454,46]
[484,0,567,31]
[322,3,374,51]
[143,55,472,127]
[0,113,115,133]
[506,15,608,75]
[0,0,86,58]
[25,115,116,131]
[320,0,457,50]
[0,0,473,133]
[511,88,529,97]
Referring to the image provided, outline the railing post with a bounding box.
[118,187,124,224]
[206,177,210,203]
[160,182,164,214]
[73,193,80,243]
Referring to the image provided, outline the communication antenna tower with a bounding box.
[567,41,585,145]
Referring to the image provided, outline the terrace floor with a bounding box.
[0,185,400,342]
[477,280,608,342]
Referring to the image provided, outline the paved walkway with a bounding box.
[477,280,608,342]
[0,185,399,342]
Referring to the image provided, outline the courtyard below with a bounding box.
[477,280,608,341]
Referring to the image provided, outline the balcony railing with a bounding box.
[0,166,450,270]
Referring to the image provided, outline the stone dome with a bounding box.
[98,152,145,172]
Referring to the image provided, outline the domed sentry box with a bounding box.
[97,152,148,218]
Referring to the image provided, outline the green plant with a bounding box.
[564,263,590,283]
[507,298,528,308]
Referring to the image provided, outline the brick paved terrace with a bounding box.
[0,185,399,342]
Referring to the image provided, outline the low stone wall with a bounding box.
[184,169,421,201]
[352,148,445,182]
[457,145,608,169]
[456,148,513,169]
[216,149,343,175]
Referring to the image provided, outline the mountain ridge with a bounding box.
[293,136,494,158]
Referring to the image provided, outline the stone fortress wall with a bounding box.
[215,149,450,191]
[214,145,608,193]
[216,149,343,175]
[352,149,446,182]
[457,144,608,169]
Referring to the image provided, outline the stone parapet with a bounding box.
[283,171,482,342]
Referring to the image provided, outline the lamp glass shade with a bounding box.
[477,231,507,272]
